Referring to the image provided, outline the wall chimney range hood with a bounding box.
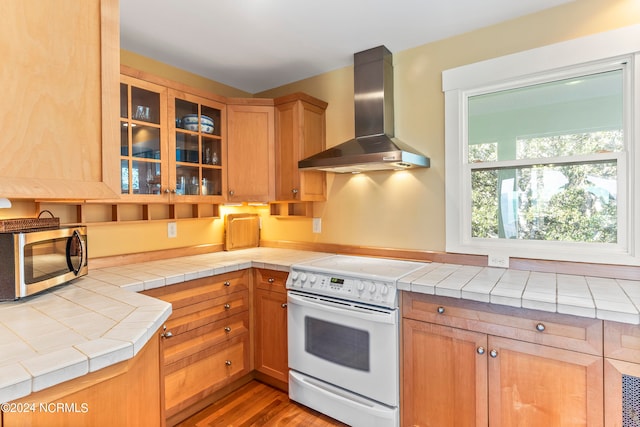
[298,46,430,173]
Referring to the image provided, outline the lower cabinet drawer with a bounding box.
[164,312,249,365]
[403,292,603,355]
[605,320,640,363]
[166,291,249,335]
[164,333,250,418]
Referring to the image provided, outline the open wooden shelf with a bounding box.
[37,202,220,225]
[269,202,313,218]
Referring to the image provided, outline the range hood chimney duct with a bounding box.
[298,45,430,173]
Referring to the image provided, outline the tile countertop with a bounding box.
[1,247,639,404]
[397,263,640,325]
[0,248,331,404]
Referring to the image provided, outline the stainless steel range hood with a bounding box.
[298,46,430,173]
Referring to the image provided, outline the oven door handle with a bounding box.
[287,292,396,325]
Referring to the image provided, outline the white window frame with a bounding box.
[443,25,640,266]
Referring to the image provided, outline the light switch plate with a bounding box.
[167,222,177,238]
[312,218,322,233]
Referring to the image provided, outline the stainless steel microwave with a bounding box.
[0,226,88,301]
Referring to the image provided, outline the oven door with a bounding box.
[287,290,399,406]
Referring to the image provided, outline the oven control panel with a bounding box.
[286,269,397,307]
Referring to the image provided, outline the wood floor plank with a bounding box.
[175,381,348,427]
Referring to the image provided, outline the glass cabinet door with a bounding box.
[120,78,167,198]
[172,94,224,200]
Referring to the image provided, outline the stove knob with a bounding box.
[357,282,365,292]
[290,271,299,280]
[309,274,317,284]
[381,284,389,295]
[368,282,377,293]
[300,273,308,283]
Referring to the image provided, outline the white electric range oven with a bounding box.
[286,255,425,427]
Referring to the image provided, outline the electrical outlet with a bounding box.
[312,218,322,234]
[167,222,177,238]
[488,254,509,268]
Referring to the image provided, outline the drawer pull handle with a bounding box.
[281,303,287,308]
[224,281,231,287]
[225,360,232,366]
[536,323,546,332]
[268,277,275,283]
[477,346,485,355]
[224,326,231,333]
[161,325,173,339]
[437,306,445,314]
[490,349,498,358]
[224,303,231,310]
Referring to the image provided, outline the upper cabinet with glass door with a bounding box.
[120,76,168,201]
[169,89,226,203]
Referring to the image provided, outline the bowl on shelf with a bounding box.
[181,114,215,134]
[201,115,214,134]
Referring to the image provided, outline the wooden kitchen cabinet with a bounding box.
[253,269,289,390]
[0,0,119,200]
[119,75,169,202]
[116,68,227,205]
[142,270,251,425]
[169,89,226,202]
[402,319,488,426]
[604,321,640,426]
[226,101,275,203]
[402,292,604,427]
[3,330,163,427]
[274,93,327,203]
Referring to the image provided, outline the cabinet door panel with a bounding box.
[488,335,603,427]
[0,0,119,199]
[255,288,288,382]
[402,319,488,427]
[274,96,327,202]
[227,104,275,202]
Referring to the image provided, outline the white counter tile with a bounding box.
[20,347,88,392]
[461,267,505,303]
[435,265,483,298]
[489,270,530,307]
[74,338,133,372]
[0,363,31,403]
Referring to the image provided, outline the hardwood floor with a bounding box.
[175,381,349,427]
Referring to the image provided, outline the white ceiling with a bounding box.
[120,0,574,94]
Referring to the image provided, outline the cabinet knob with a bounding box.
[536,323,546,332]
[490,349,498,358]
[164,188,171,194]
[229,190,235,196]
[224,281,231,287]
[224,303,231,310]
[281,303,287,308]
[292,188,299,196]
[225,360,232,366]
[477,346,485,355]
[268,277,275,283]
[437,306,445,314]
[224,326,231,333]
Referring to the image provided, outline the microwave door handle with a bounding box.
[66,230,85,276]
[287,292,396,325]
